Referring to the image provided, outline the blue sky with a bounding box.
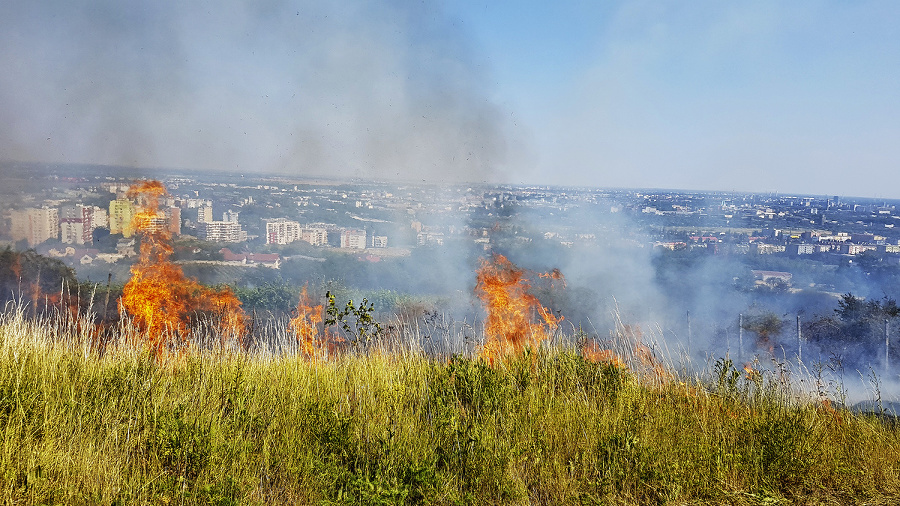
[448,1,900,196]
[1,1,898,197]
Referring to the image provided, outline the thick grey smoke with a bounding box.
[0,1,514,182]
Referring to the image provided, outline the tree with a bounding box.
[741,311,784,354]
[834,292,899,344]
[0,247,78,314]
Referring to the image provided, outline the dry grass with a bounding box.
[1,306,899,505]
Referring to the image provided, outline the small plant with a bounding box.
[324,290,382,348]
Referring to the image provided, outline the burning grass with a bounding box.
[121,181,245,357]
[3,233,899,502]
[2,306,900,505]
[475,254,563,364]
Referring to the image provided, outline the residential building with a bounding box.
[109,199,135,237]
[341,229,367,249]
[300,227,328,246]
[786,244,816,255]
[165,207,181,236]
[222,210,240,223]
[10,207,59,246]
[197,206,214,224]
[60,205,94,245]
[371,235,388,248]
[199,221,245,243]
[266,218,301,245]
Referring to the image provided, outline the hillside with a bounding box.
[1,308,899,505]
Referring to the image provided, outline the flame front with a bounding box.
[475,254,562,364]
[121,181,245,357]
[290,284,327,360]
[581,340,626,369]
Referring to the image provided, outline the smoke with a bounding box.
[0,0,518,183]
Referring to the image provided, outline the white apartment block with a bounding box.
[371,235,388,248]
[266,218,301,245]
[10,207,59,246]
[200,221,245,243]
[340,229,367,249]
[92,207,108,229]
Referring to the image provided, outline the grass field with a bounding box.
[1,307,899,505]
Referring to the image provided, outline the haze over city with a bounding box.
[2,1,899,197]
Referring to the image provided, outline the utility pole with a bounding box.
[885,319,890,377]
[686,310,692,357]
[738,313,744,364]
[797,314,802,363]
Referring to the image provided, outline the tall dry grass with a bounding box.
[1,304,899,504]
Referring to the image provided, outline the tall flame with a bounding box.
[475,254,563,364]
[289,284,326,360]
[121,181,245,357]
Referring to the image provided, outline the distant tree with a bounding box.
[235,282,297,316]
[833,292,899,344]
[0,247,77,314]
[741,311,784,354]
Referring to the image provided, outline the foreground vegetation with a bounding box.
[1,310,899,505]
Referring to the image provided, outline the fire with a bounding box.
[743,364,760,381]
[580,324,674,385]
[539,268,567,287]
[581,340,626,369]
[121,181,245,357]
[289,284,327,360]
[475,254,563,364]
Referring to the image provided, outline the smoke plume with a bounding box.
[0,0,514,183]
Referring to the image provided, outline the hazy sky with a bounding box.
[1,1,898,196]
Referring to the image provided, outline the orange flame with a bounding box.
[289,284,327,360]
[475,254,563,364]
[538,268,567,287]
[121,181,245,357]
[581,325,673,384]
[743,364,760,381]
[581,340,627,369]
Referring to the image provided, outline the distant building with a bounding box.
[222,210,240,223]
[10,207,59,246]
[141,212,169,235]
[752,270,792,283]
[266,218,301,245]
[839,244,877,255]
[197,206,214,224]
[60,205,96,245]
[417,232,445,246]
[786,244,816,255]
[300,227,328,246]
[220,248,280,268]
[199,221,245,243]
[341,229,367,249]
[91,206,108,229]
[371,235,388,248]
[109,199,135,237]
[165,207,181,236]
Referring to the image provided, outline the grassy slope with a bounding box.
[1,311,899,505]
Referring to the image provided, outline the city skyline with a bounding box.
[1,1,898,198]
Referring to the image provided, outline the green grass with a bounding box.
[1,308,899,505]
